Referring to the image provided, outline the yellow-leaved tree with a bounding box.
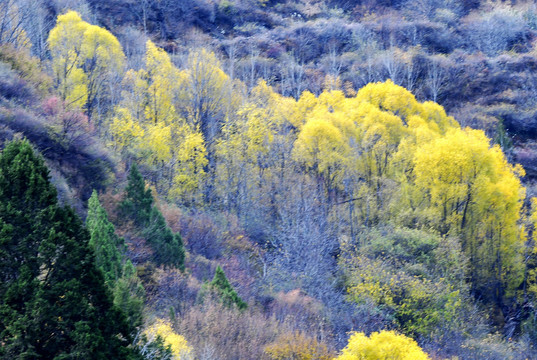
[144,319,192,360]
[48,10,125,120]
[291,80,526,308]
[178,48,239,144]
[291,81,451,223]
[412,127,525,302]
[142,40,183,125]
[335,331,430,360]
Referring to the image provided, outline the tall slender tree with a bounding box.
[121,163,153,225]
[87,190,145,328]
[87,190,125,284]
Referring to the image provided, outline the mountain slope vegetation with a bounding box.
[2,1,537,359]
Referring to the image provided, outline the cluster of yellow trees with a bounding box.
[46,10,535,359]
[216,79,526,306]
[109,41,210,203]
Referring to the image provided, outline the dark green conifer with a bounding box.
[143,207,185,271]
[0,139,57,358]
[120,163,153,225]
[210,265,247,310]
[28,207,135,359]
[0,140,137,359]
[120,163,186,271]
[87,190,125,284]
[113,260,145,329]
[87,190,145,329]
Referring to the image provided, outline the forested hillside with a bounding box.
[2,0,537,359]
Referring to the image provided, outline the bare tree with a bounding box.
[280,53,305,99]
[223,39,237,81]
[52,0,93,19]
[464,5,525,57]
[404,0,463,21]
[402,48,421,93]
[248,46,259,90]
[15,0,51,60]
[426,54,447,103]
[0,0,31,47]
[327,40,343,79]
[380,47,404,85]
[350,26,380,86]
[128,0,152,35]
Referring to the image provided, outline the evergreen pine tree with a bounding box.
[114,260,145,329]
[0,139,58,358]
[0,140,138,359]
[121,163,153,225]
[87,190,145,329]
[120,163,186,271]
[28,207,135,359]
[87,190,125,284]
[143,207,185,271]
[210,265,247,310]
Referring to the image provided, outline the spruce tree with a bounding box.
[120,164,186,271]
[114,261,145,329]
[121,163,153,225]
[143,207,185,271]
[0,139,58,358]
[210,266,247,310]
[87,190,145,328]
[87,190,125,284]
[0,140,138,359]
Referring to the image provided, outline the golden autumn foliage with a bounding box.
[142,40,182,125]
[108,59,528,307]
[48,11,124,117]
[144,319,192,360]
[412,128,525,297]
[45,11,529,331]
[289,80,525,303]
[215,80,293,212]
[109,40,208,202]
[335,331,430,360]
[48,15,209,203]
[217,81,526,306]
[290,81,456,209]
[179,48,234,128]
[109,107,145,156]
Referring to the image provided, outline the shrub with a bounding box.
[174,300,279,360]
[264,331,333,360]
[335,331,430,360]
